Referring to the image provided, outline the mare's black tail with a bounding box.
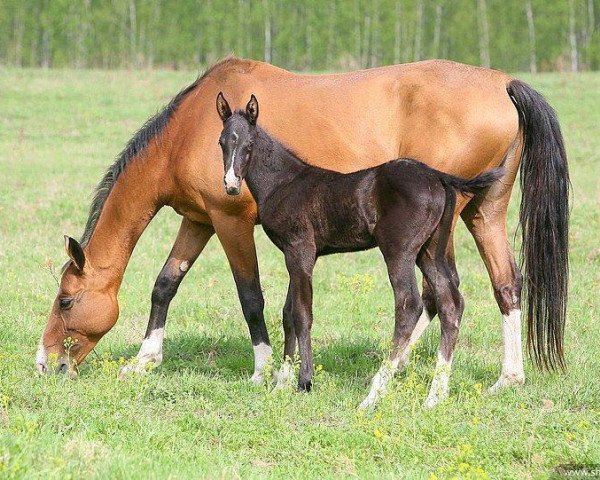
[507,79,570,371]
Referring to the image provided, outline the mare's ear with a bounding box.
[64,235,86,271]
[246,94,259,125]
[216,92,232,122]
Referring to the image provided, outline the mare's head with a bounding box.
[36,236,119,376]
[216,92,259,196]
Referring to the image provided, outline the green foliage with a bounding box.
[1,0,600,71]
[0,68,599,478]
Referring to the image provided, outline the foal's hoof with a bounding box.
[423,394,445,409]
[358,397,376,410]
[298,380,312,392]
[250,372,265,385]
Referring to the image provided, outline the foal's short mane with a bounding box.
[80,57,235,246]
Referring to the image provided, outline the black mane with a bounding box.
[80,58,233,246]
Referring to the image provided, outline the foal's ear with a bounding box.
[64,235,86,271]
[246,94,259,125]
[216,92,232,122]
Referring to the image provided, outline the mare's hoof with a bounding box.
[488,372,525,394]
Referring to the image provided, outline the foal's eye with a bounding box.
[59,298,74,310]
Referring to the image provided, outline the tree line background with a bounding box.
[1,0,598,72]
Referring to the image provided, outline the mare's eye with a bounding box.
[59,298,74,310]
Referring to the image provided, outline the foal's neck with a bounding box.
[245,128,307,207]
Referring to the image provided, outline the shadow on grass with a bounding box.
[110,330,449,383]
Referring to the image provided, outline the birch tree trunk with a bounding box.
[41,0,51,69]
[354,0,362,67]
[362,9,371,67]
[263,0,272,63]
[586,0,595,66]
[568,0,579,72]
[525,0,537,73]
[394,1,402,64]
[414,0,423,61]
[306,3,312,70]
[13,8,25,67]
[477,0,490,68]
[370,0,380,67]
[433,1,443,58]
[128,0,137,68]
[326,1,336,65]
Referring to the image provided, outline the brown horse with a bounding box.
[37,57,569,392]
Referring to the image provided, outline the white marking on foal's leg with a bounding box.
[274,359,294,389]
[489,309,525,394]
[424,351,453,408]
[358,357,401,409]
[358,312,431,409]
[250,342,273,384]
[409,310,431,347]
[120,328,165,376]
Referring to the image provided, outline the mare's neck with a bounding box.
[84,150,166,291]
[245,128,307,207]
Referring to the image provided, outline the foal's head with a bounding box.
[216,92,259,196]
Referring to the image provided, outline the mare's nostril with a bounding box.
[58,363,68,374]
[36,363,47,375]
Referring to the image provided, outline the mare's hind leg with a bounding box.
[120,218,214,376]
[212,214,272,384]
[461,163,525,393]
[359,257,423,409]
[418,247,465,408]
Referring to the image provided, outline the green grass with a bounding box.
[0,68,598,479]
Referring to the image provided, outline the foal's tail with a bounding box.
[428,166,505,262]
[507,79,570,371]
[438,167,505,195]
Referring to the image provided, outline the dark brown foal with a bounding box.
[216,94,504,407]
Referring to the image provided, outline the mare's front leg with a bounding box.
[359,255,423,409]
[213,213,272,384]
[120,218,214,376]
[284,246,316,391]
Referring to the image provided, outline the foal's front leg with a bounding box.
[284,248,316,391]
[275,286,296,388]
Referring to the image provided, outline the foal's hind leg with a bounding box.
[418,249,465,408]
[359,257,423,409]
[414,200,467,358]
[120,219,214,376]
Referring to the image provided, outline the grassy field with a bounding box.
[0,67,598,479]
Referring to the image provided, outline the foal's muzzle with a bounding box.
[224,176,241,196]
